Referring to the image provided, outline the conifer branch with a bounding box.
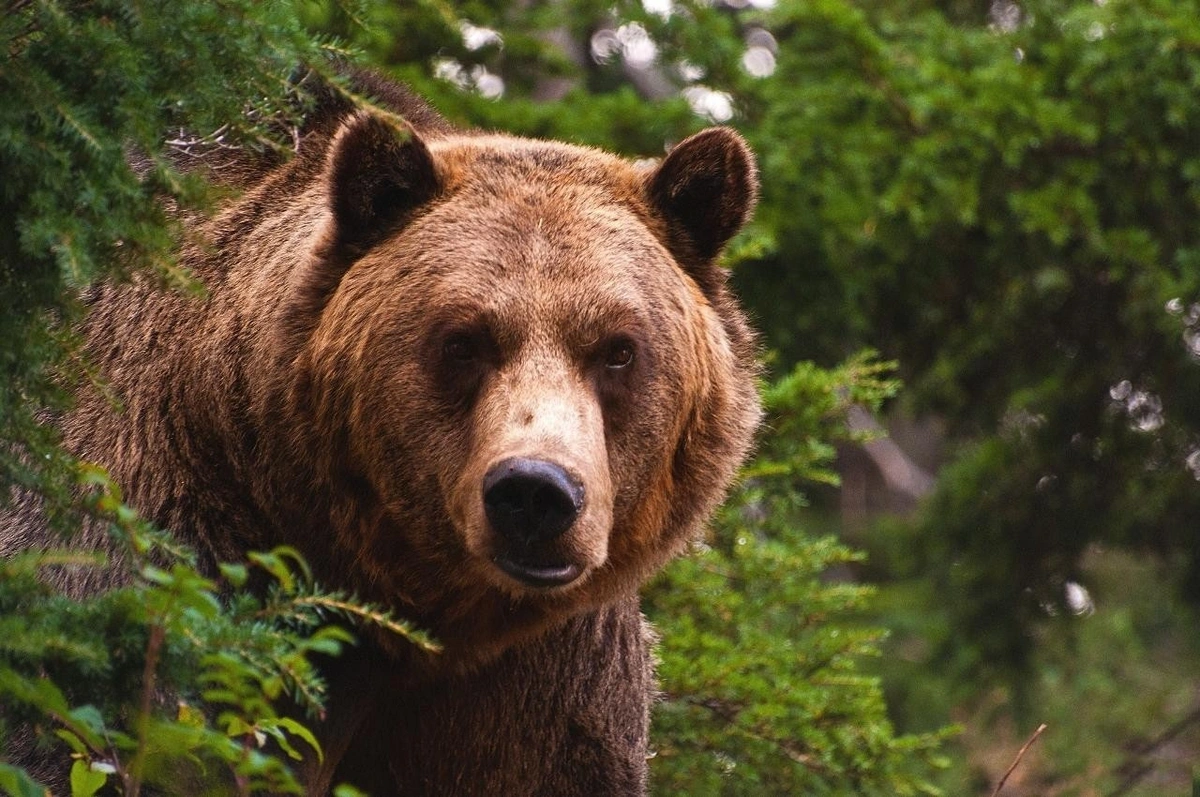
[290,594,443,653]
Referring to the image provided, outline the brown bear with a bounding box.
[1,73,761,794]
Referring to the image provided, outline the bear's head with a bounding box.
[274,112,760,662]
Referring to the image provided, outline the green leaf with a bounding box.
[272,717,323,763]
[0,669,70,715]
[54,729,88,756]
[68,760,107,797]
[0,764,48,797]
[219,562,249,588]
[332,785,368,797]
[66,705,107,739]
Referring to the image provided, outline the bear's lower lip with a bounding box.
[493,556,582,588]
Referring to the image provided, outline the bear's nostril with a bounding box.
[483,458,583,547]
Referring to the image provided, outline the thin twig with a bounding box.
[991,723,1048,797]
[126,622,166,797]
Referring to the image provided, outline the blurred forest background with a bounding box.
[3,0,1199,795]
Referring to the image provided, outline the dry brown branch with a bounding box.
[990,723,1048,797]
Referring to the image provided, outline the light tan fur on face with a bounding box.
[448,354,615,591]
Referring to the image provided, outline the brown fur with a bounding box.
[1,74,760,794]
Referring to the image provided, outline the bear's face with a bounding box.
[289,116,759,655]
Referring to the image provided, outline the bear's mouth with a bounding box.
[492,555,582,589]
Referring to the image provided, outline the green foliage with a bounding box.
[0,471,431,795]
[645,354,952,794]
[712,0,1200,682]
[874,543,1200,794]
[301,0,752,153]
[0,764,44,797]
[0,0,331,519]
[749,352,901,488]
[647,521,952,795]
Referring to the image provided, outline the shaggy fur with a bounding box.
[1,73,761,795]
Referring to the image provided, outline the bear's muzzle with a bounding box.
[484,457,585,587]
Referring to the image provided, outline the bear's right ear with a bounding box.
[325,111,440,256]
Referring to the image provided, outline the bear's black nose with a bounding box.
[483,458,583,548]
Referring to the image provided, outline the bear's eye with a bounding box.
[443,334,478,363]
[604,339,636,370]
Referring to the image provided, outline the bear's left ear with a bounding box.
[326,111,440,256]
[645,127,758,270]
